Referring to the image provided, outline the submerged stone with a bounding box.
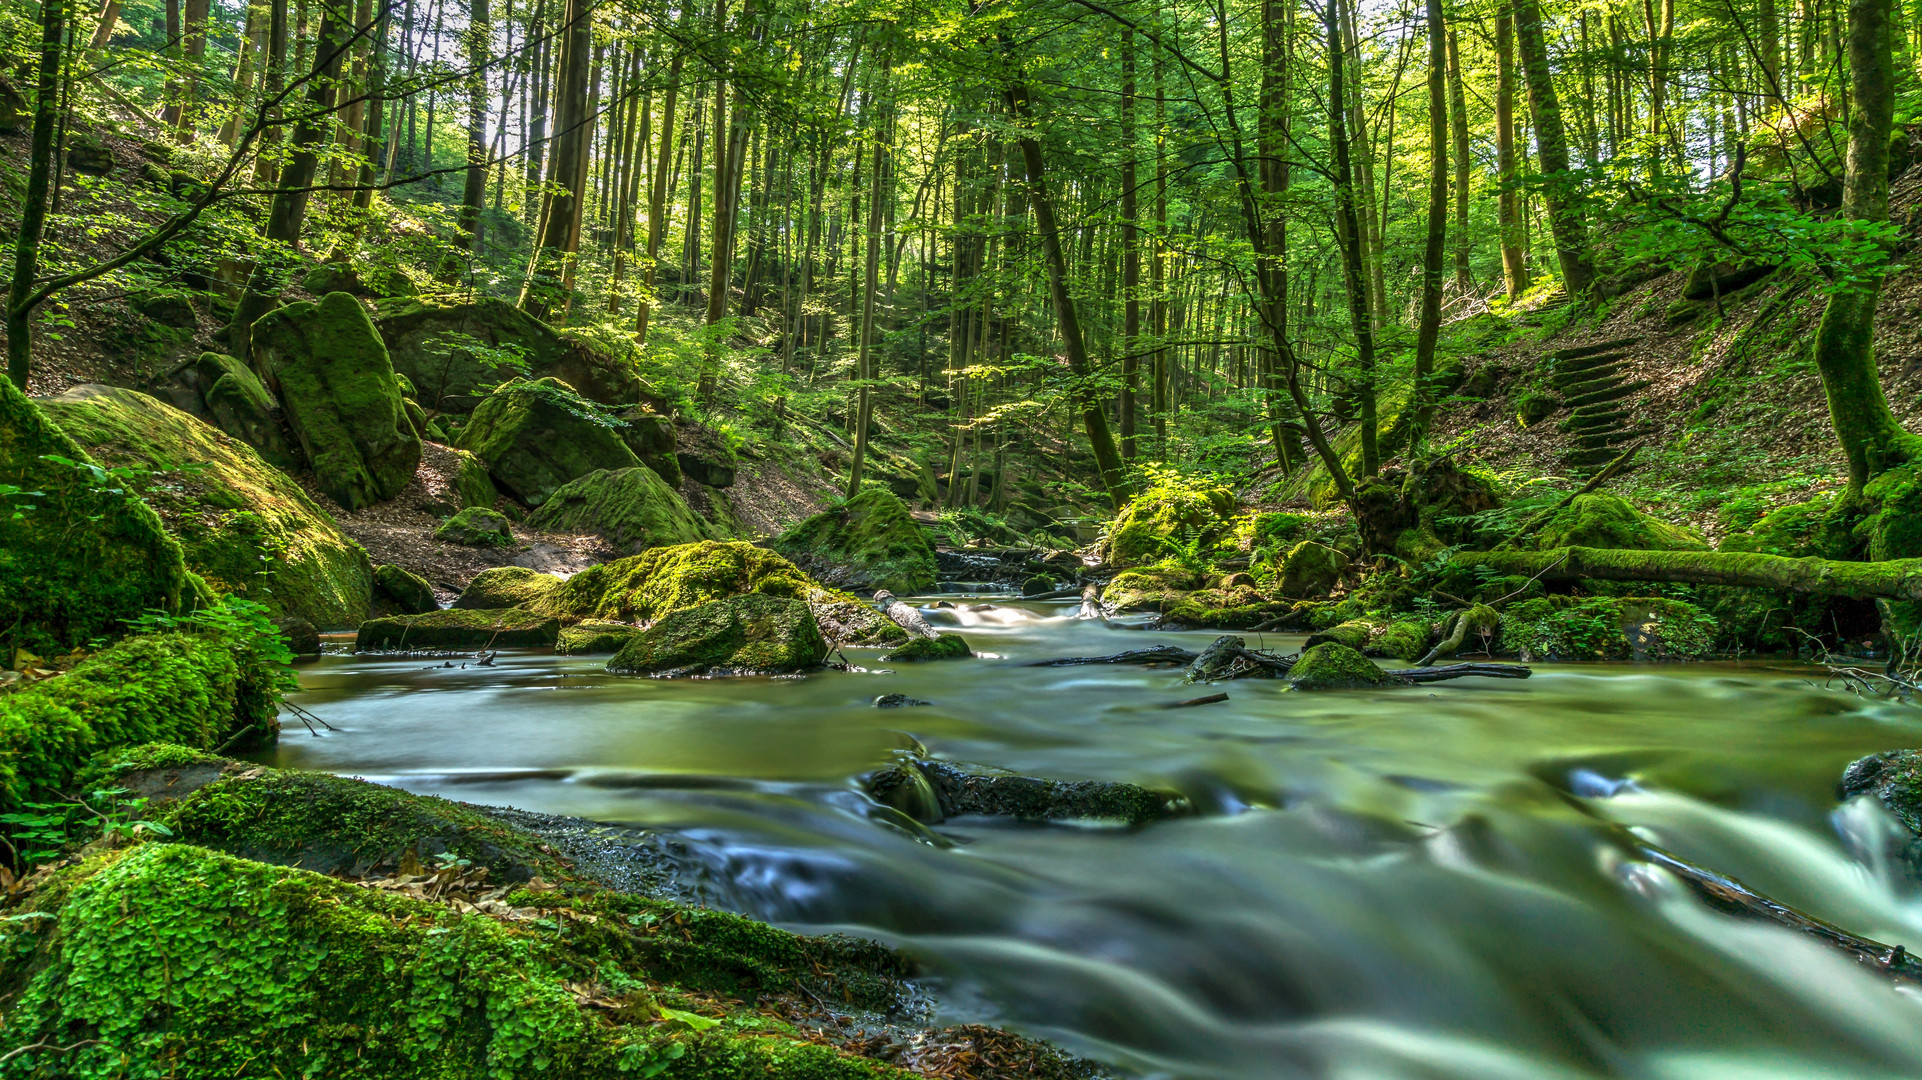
[525,466,711,554]
[355,607,559,651]
[775,486,937,593]
[1288,642,1399,690]
[452,566,562,609]
[866,758,1187,826]
[882,633,972,662]
[872,693,932,708]
[607,594,828,676]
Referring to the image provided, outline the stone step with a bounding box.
[1552,361,1629,389]
[1549,337,1641,363]
[1564,379,1651,411]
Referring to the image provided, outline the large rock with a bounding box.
[1100,563,1205,612]
[775,487,937,593]
[200,354,300,472]
[1276,540,1349,599]
[606,594,827,676]
[1841,751,1922,876]
[883,633,972,662]
[38,385,373,630]
[433,506,512,546]
[373,564,437,614]
[1098,483,1237,567]
[535,540,820,623]
[454,377,642,507]
[452,566,562,609]
[252,291,421,511]
[674,422,738,489]
[2,380,194,654]
[525,467,711,554]
[616,407,682,486]
[866,758,1187,826]
[1288,642,1399,690]
[1536,493,1708,551]
[355,607,559,651]
[373,298,650,413]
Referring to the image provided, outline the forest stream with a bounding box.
[272,594,1922,1080]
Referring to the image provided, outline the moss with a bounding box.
[435,505,514,546]
[1513,390,1560,426]
[374,564,438,614]
[1288,642,1399,690]
[252,292,422,511]
[537,541,820,624]
[1860,463,1922,561]
[0,633,278,808]
[0,844,920,1080]
[447,445,503,509]
[1305,617,1385,653]
[198,353,300,471]
[1099,483,1238,567]
[1500,595,1718,660]
[454,566,563,609]
[1535,493,1707,552]
[607,595,827,675]
[808,598,912,648]
[618,409,682,486]
[356,608,560,651]
[557,621,639,654]
[374,297,650,413]
[0,379,193,654]
[1101,561,1207,612]
[526,467,713,554]
[675,422,739,488]
[1275,540,1349,599]
[1719,494,1847,559]
[455,378,644,507]
[775,487,937,593]
[1840,750,1922,864]
[1379,619,1432,662]
[882,633,972,662]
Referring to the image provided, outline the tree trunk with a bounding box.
[1513,0,1597,296]
[1259,0,1300,474]
[635,13,688,346]
[848,60,892,496]
[458,0,491,254]
[698,0,758,404]
[6,0,67,390]
[1463,547,1922,601]
[521,0,590,319]
[1328,0,1379,478]
[1412,0,1449,448]
[1446,27,1471,291]
[1496,4,1529,297]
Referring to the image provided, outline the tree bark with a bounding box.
[1411,0,1449,448]
[1513,0,1597,296]
[1462,546,1922,601]
[457,0,491,254]
[5,0,67,390]
[1495,4,1529,297]
[635,13,688,346]
[848,60,892,496]
[1327,0,1379,478]
[1446,27,1471,291]
[521,0,590,318]
[1120,28,1140,462]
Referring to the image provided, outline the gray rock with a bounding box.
[865,758,1187,826]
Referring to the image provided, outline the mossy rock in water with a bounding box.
[356,607,558,651]
[775,486,937,594]
[197,352,301,471]
[1303,618,1384,654]
[373,296,651,413]
[538,540,818,624]
[252,292,421,511]
[1379,619,1432,663]
[434,505,513,546]
[1841,750,1922,876]
[0,632,279,807]
[1499,595,1717,660]
[373,564,437,614]
[1098,484,1238,567]
[882,633,972,662]
[526,467,711,554]
[808,597,911,648]
[453,566,562,610]
[1155,593,1287,631]
[1535,493,1707,551]
[2,379,193,654]
[557,620,639,655]
[868,758,1188,826]
[37,384,373,630]
[1101,561,1206,612]
[608,594,827,676]
[1289,642,1399,690]
[1022,574,1054,596]
[455,377,642,507]
[1275,540,1349,599]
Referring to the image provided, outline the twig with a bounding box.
[0,1040,101,1066]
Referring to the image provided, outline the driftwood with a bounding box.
[873,590,939,639]
[1027,645,1199,667]
[1186,635,1297,682]
[1161,693,1229,708]
[1394,662,1531,682]
[1022,587,1085,601]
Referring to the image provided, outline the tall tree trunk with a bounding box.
[1328,0,1379,478]
[521,0,590,318]
[1513,0,1597,296]
[1446,27,1471,290]
[458,0,491,254]
[1412,0,1449,448]
[698,0,759,404]
[1259,0,1299,473]
[1002,58,1131,508]
[1814,0,1916,490]
[1120,28,1140,462]
[848,60,893,495]
[6,0,67,389]
[1496,5,1529,297]
[1643,0,1675,171]
[636,13,689,346]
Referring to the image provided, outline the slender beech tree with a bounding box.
[1495,3,1528,297]
[1411,0,1448,446]
[847,59,893,495]
[1513,0,1597,296]
[1327,0,1379,479]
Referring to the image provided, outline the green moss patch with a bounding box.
[1101,561,1206,612]
[537,541,820,624]
[1274,540,1349,599]
[1289,642,1399,690]
[774,487,937,593]
[527,467,712,554]
[455,377,642,507]
[1535,493,1707,552]
[454,566,563,609]
[1099,482,1237,567]
[882,633,972,662]
[1500,595,1718,660]
[356,608,560,651]
[374,297,650,413]
[607,595,827,676]
[374,564,437,614]
[558,621,640,655]
[435,505,514,546]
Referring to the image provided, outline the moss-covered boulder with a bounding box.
[1499,595,1718,660]
[537,541,818,624]
[1101,562,1206,612]
[526,467,712,554]
[452,566,562,610]
[454,377,643,507]
[2,380,194,654]
[1289,642,1399,690]
[252,292,421,511]
[867,758,1187,826]
[1098,483,1238,567]
[882,632,972,662]
[434,505,513,546]
[38,384,374,629]
[1275,540,1349,599]
[355,608,559,651]
[374,297,651,413]
[373,564,437,614]
[1379,619,1432,663]
[0,632,279,807]
[1719,494,1845,559]
[194,352,300,471]
[1841,750,1922,876]
[618,407,683,486]
[1535,493,1707,551]
[1303,617,1385,654]
[775,487,937,593]
[558,620,640,655]
[675,422,739,489]
[607,595,827,676]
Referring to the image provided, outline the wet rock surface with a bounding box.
[866,758,1189,826]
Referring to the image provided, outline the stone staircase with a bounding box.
[1548,337,1650,472]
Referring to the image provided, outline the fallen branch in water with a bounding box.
[1395,663,1532,683]
[873,590,939,639]
[1161,693,1229,708]
[1028,645,1199,667]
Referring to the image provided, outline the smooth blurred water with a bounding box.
[274,598,1922,1079]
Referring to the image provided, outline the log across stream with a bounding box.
[275,594,1922,1080]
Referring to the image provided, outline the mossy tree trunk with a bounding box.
[847,59,891,497]
[1327,0,1379,478]
[1513,0,1597,297]
[1461,546,1922,601]
[1494,4,1529,299]
[1411,0,1449,449]
[5,0,64,389]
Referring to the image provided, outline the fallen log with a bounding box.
[1027,645,1199,667]
[873,590,939,639]
[1457,546,1922,601]
[1186,635,1297,682]
[1161,693,1229,708]
[1022,587,1085,601]
[1395,662,1531,682]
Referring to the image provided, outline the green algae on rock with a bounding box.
[435,505,514,546]
[882,632,973,662]
[1535,493,1708,552]
[453,566,563,609]
[1100,562,1206,612]
[374,563,438,614]
[2,379,193,654]
[252,291,422,511]
[527,466,712,554]
[355,607,560,651]
[775,487,937,593]
[1288,642,1399,690]
[538,540,818,623]
[0,633,279,807]
[37,383,374,630]
[607,594,828,676]
[455,377,643,507]
[558,620,641,654]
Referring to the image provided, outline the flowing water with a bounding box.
[273,597,1922,1080]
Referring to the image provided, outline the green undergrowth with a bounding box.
[1500,596,1718,661]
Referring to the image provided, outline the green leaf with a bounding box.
[657,1007,718,1031]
